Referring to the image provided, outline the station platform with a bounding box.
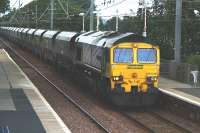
[159,77,200,107]
[0,49,70,132]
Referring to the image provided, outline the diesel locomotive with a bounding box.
[0,27,160,106]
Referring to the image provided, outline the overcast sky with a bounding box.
[10,0,33,8]
[96,0,141,17]
[10,0,149,16]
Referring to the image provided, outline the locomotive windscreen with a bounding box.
[114,48,133,63]
[137,48,157,63]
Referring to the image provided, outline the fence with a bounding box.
[160,60,199,86]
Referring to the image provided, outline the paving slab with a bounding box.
[0,49,70,133]
[159,77,200,107]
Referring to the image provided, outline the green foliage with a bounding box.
[1,0,200,61]
[26,0,90,31]
[102,0,200,60]
[2,0,90,31]
[0,0,10,13]
[186,55,200,67]
[181,0,200,59]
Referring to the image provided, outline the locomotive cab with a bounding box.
[109,42,160,106]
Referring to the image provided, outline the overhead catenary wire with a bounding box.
[2,0,200,29]
[57,0,70,19]
[9,0,23,24]
[38,5,50,20]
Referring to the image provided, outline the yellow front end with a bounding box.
[109,42,160,94]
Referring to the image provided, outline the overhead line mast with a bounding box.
[50,0,54,30]
[35,0,38,28]
[90,0,94,31]
[19,0,21,9]
[175,0,182,63]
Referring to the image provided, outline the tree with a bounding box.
[147,0,200,59]
[147,0,175,59]
[2,0,90,31]
[0,0,10,14]
[181,0,200,58]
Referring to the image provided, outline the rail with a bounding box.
[0,38,110,133]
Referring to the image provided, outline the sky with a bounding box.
[10,0,149,16]
[10,0,33,9]
[95,0,141,17]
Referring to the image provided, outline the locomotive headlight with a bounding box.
[147,76,158,83]
[115,77,119,80]
[151,76,157,81]
[112,76,123,81]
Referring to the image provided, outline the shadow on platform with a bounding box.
[0,89,45,133]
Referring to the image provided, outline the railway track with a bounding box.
[0,38,110,133]
[0,38,151,133]
[1,37,200,133]
[120,111,155,133]
[147,110,191,132]
[121,110,192,133]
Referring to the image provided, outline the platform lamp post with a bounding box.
[139,0,147,37]
[142,0,147,37]
[93,11,101,31]
[79,13,85,32]
[143,6,147,37]
[96,12,100,31]
[116,9,119,32]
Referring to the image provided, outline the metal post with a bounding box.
[96,12,100,31]
[116,9,119,31]
[50,0,54,30]
[90,0,94,31]
[19,0,21,9]
[142,0,147,37]
[67,1,69,19]
[18,0,21,27]
[143,7,147,37]
[79,13,85,32]
[27,9,30,27]
[83,15,85,32]
[175,0,182,63]
[35,0,38,28]
[57,0,69,19]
